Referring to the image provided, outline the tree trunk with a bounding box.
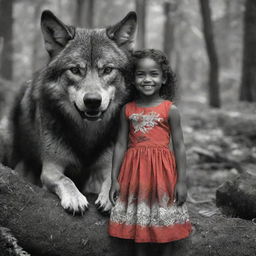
[240,0,256,102]
[222,0,232,68]
[75,0,95,28]
[0,0,14,80]
[135,0,146,49]
[199,0,221,108]
[32,2,45,73]
[163,1,175,63]
[216,172,256,219]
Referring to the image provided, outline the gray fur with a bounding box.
[9,10,137,214]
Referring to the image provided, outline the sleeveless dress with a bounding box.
[108,100,192,243]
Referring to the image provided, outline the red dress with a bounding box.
[108,100,192,243]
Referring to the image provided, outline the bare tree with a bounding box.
[240,0,256,102]
[199,0,221,108]
[222,0,232,68]
[0,0,14,80]
[163,1,176,62]
[136,0,146,49]
[163,0,182,99]
[32,2,45,73]
[75,0,95,28]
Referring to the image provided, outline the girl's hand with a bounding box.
[109,179,120,206]
[174,181,187,206]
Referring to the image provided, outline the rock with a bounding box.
[216,172,256,219]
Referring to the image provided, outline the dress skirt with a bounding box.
[108,145,192,243]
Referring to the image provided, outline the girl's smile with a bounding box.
[134,58,166,97]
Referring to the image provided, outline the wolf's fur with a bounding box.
[8,10,137,214]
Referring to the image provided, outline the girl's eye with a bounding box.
[103,67,113,75]
[70,67,80,75]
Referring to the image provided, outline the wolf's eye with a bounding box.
[103,67,113,75]
[70,67,80,75]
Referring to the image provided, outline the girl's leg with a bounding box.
[135,243,148,256]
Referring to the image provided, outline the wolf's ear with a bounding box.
[41,10,75,58]
[106,12,137,51]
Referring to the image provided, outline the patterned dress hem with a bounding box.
[108,221,192,243]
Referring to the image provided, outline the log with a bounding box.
[0,164,134,256]
[216,171,256,219]
[1,164,256,256]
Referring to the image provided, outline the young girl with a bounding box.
[108,49,192,256]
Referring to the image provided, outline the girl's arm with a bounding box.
[168,105,187,206]
[109,105,129,205]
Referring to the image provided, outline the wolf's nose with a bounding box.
[83,93,102,109]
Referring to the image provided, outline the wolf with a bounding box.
[8,10,137,215]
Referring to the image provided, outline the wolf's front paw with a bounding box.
[60,189,89,215]
[95,192,112,214]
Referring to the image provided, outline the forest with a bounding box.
[0,0,256,256]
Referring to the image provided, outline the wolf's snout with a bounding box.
[83,93,102,109]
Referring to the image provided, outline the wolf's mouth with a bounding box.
[84,110,102,120]
[74,103,103,121]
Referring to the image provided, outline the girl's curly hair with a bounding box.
[130,49,176,101]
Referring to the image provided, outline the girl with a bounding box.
[108,49,192,256]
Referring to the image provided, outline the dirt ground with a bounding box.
[178,97,256,256]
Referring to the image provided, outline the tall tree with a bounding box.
[199,0,221,108]
[0,0,14,80]
[32,1,45,73]
[163,0,182,98]
[163,1,176,62]
[75,0,95,28]
[240,0,256,102]
[222,0,232,68]
[136,0,146,49]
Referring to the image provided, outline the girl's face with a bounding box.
[134,57,166,97]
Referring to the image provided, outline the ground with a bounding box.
[179,97,256,256]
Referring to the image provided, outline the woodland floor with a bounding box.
[180,96,256,213]
[177,95,256,255]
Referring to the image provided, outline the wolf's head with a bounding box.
[40,10,137,121]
